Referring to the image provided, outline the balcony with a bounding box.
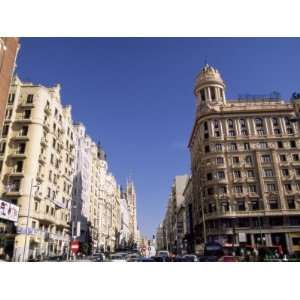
[34,190,43,200]
[11,134,29,142]
[8,168,24,177]
[38,154,47,164]
[44,106,52,115]
[40,137,48,147]
[9,151,26,159]
[19,101,34,108]
[36,172,45,182]
[14,116,31,124]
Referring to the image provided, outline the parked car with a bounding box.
[157,250,170,257]
[218,256,240,262]
[109,254,127,262]
[198,255,218,262]
[151,256,172,262]
[183,254,199,262]
[90,253,105,262]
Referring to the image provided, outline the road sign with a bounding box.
[71,240,80,254]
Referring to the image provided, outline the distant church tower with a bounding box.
[126,179,138,243]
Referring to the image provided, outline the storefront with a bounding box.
[0,199,19,260]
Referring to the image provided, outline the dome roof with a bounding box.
[194,64,225,91]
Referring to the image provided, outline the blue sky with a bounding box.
[17,38,300,237]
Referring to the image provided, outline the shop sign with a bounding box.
[0,199,19,222]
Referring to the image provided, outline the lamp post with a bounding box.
[22,178,40,262]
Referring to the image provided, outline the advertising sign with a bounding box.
[0,199,19,222]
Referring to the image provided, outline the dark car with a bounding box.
[151,256,172,262]
[46,255,65,262]
[90,253,105,262]
[198,255,218,262]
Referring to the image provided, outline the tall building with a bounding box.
[125,179,138,245]
[188,64,300,254]
[119,187,130,249]
[0,38,19,129]
[0,77,75,261]
[72,123,93,248]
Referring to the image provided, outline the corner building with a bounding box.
[0,77,75,261]
[188,64,300,254]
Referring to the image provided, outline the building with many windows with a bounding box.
[188,64,300,254]
[0,76,75,261]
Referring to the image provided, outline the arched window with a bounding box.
[210,87,216,101]
[200,89,205,102]
[255,118,263,128]
[214,120,219,129]
[227,119,234,129]
[204,121,208,131]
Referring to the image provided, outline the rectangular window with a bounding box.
[244,143,250,150]
[217,171,225,179]
[247,170,255,178]
[24,110,31,119]
[251,200,259,210]
[20,126,28,136]
[245,155,253,164]
[234,170,241,178]
[269,199,279,210]
[266,184,277,192]
[229,143,237,151]
[293,154,299,161]
[234,185,243,193]
[287,128,294,135]
[248,185,257,193]
[259,142,268,149]
[264,169,274,177]
[241,129,248,136]
[15,161,23,172]
[282,169,289,176]
[215,144,222,151]
[237,200,245,211]
[285,184,292,192]
[26,94,34,103]
[18,143,26,154]
[287,197,296,209]
[232,156,239,164]
[261,154,271,163]
[2,125,9,137]
[290,141,297,148]
[0,142,7,154]
[216,157,224,164]
[279,154,287,162]
[296,168,300,176]
[8,93,15,104]
[228,130,236,137]
[274,128,281,135]
[205,145,210,153]
[277,141,283,148]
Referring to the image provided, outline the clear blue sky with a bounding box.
[17,38,300,238]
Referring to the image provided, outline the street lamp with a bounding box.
[22,178,40,262]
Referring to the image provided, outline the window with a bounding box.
[237,200,245,211]
[20,126,28,136]
[26,94,34,103]
[34,201,39,212]
[214,120,219,129]
[46,205,50,214]
[205,145,210,153]
[215,144,222,151]
[269,199,279,210]
[245,155,253,164]
[296,182,300,191]
[8,93,15,104]
[221,202,229,211]
[204,133,209,139]
[234,185,243,193]
[255,118,263,128]
[279,154,287,162]
[264,169,274,177]
[217,171,225,179]
[272,117,279,126]
[204,122,208,131]
[234,170,241,178]
[52,138,56,148]
[244,143,250,150]
[248,185,257,193]
[247,170,255,178]
[261,154,271,163]
[293,154,299,161]
[207,187,214,195]
[32,221,36,229]
[50,154,54,164]
[241,130,248,136]
[282,169,289,176]
[0,160,3,173]
[266,183,277,192]
[207,173,213,181]
[232,156,239,164]
[228,119,234,129]
[229,143,237,151]
[259,142,268,149]
[251,200,259,210]
[47,188,51,198]
[285,117,291,126]
[240,119,246,128]
[257,129,265,136]
[216,157,224,164]
[49,170,52,181]
[274,128,281,135]
[215,131,220,137]
[24,110,31,119]
[51,207,54,216]
[200,89,205,102]
[287,128,294,135]
[18,143,26,154]
[296,168,300,176]
[284,184,292,192]
[1,125,9,137]
[287,197,296,209]
[290,141,296,148]
[210,87,216,101]
[15,161,23,173]
[228,130,236,137]
[0,142,6,155]
[219,186,227,194]
[277,141,283,148]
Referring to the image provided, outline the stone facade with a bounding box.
[188,64,300,254]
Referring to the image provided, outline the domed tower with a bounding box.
[194,64,226,114]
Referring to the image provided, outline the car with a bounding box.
[151,256,172,262]
[90,253,105,262]
[218,256,240,262]
[198,255,218,262]
[45,255,65,262]
[157,250,170,257]
[183,254,199,262]
[136,257,155,262]
[109,254,127,262]
[126,253,141,262]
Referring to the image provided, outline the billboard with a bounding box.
[0,199,19,222]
